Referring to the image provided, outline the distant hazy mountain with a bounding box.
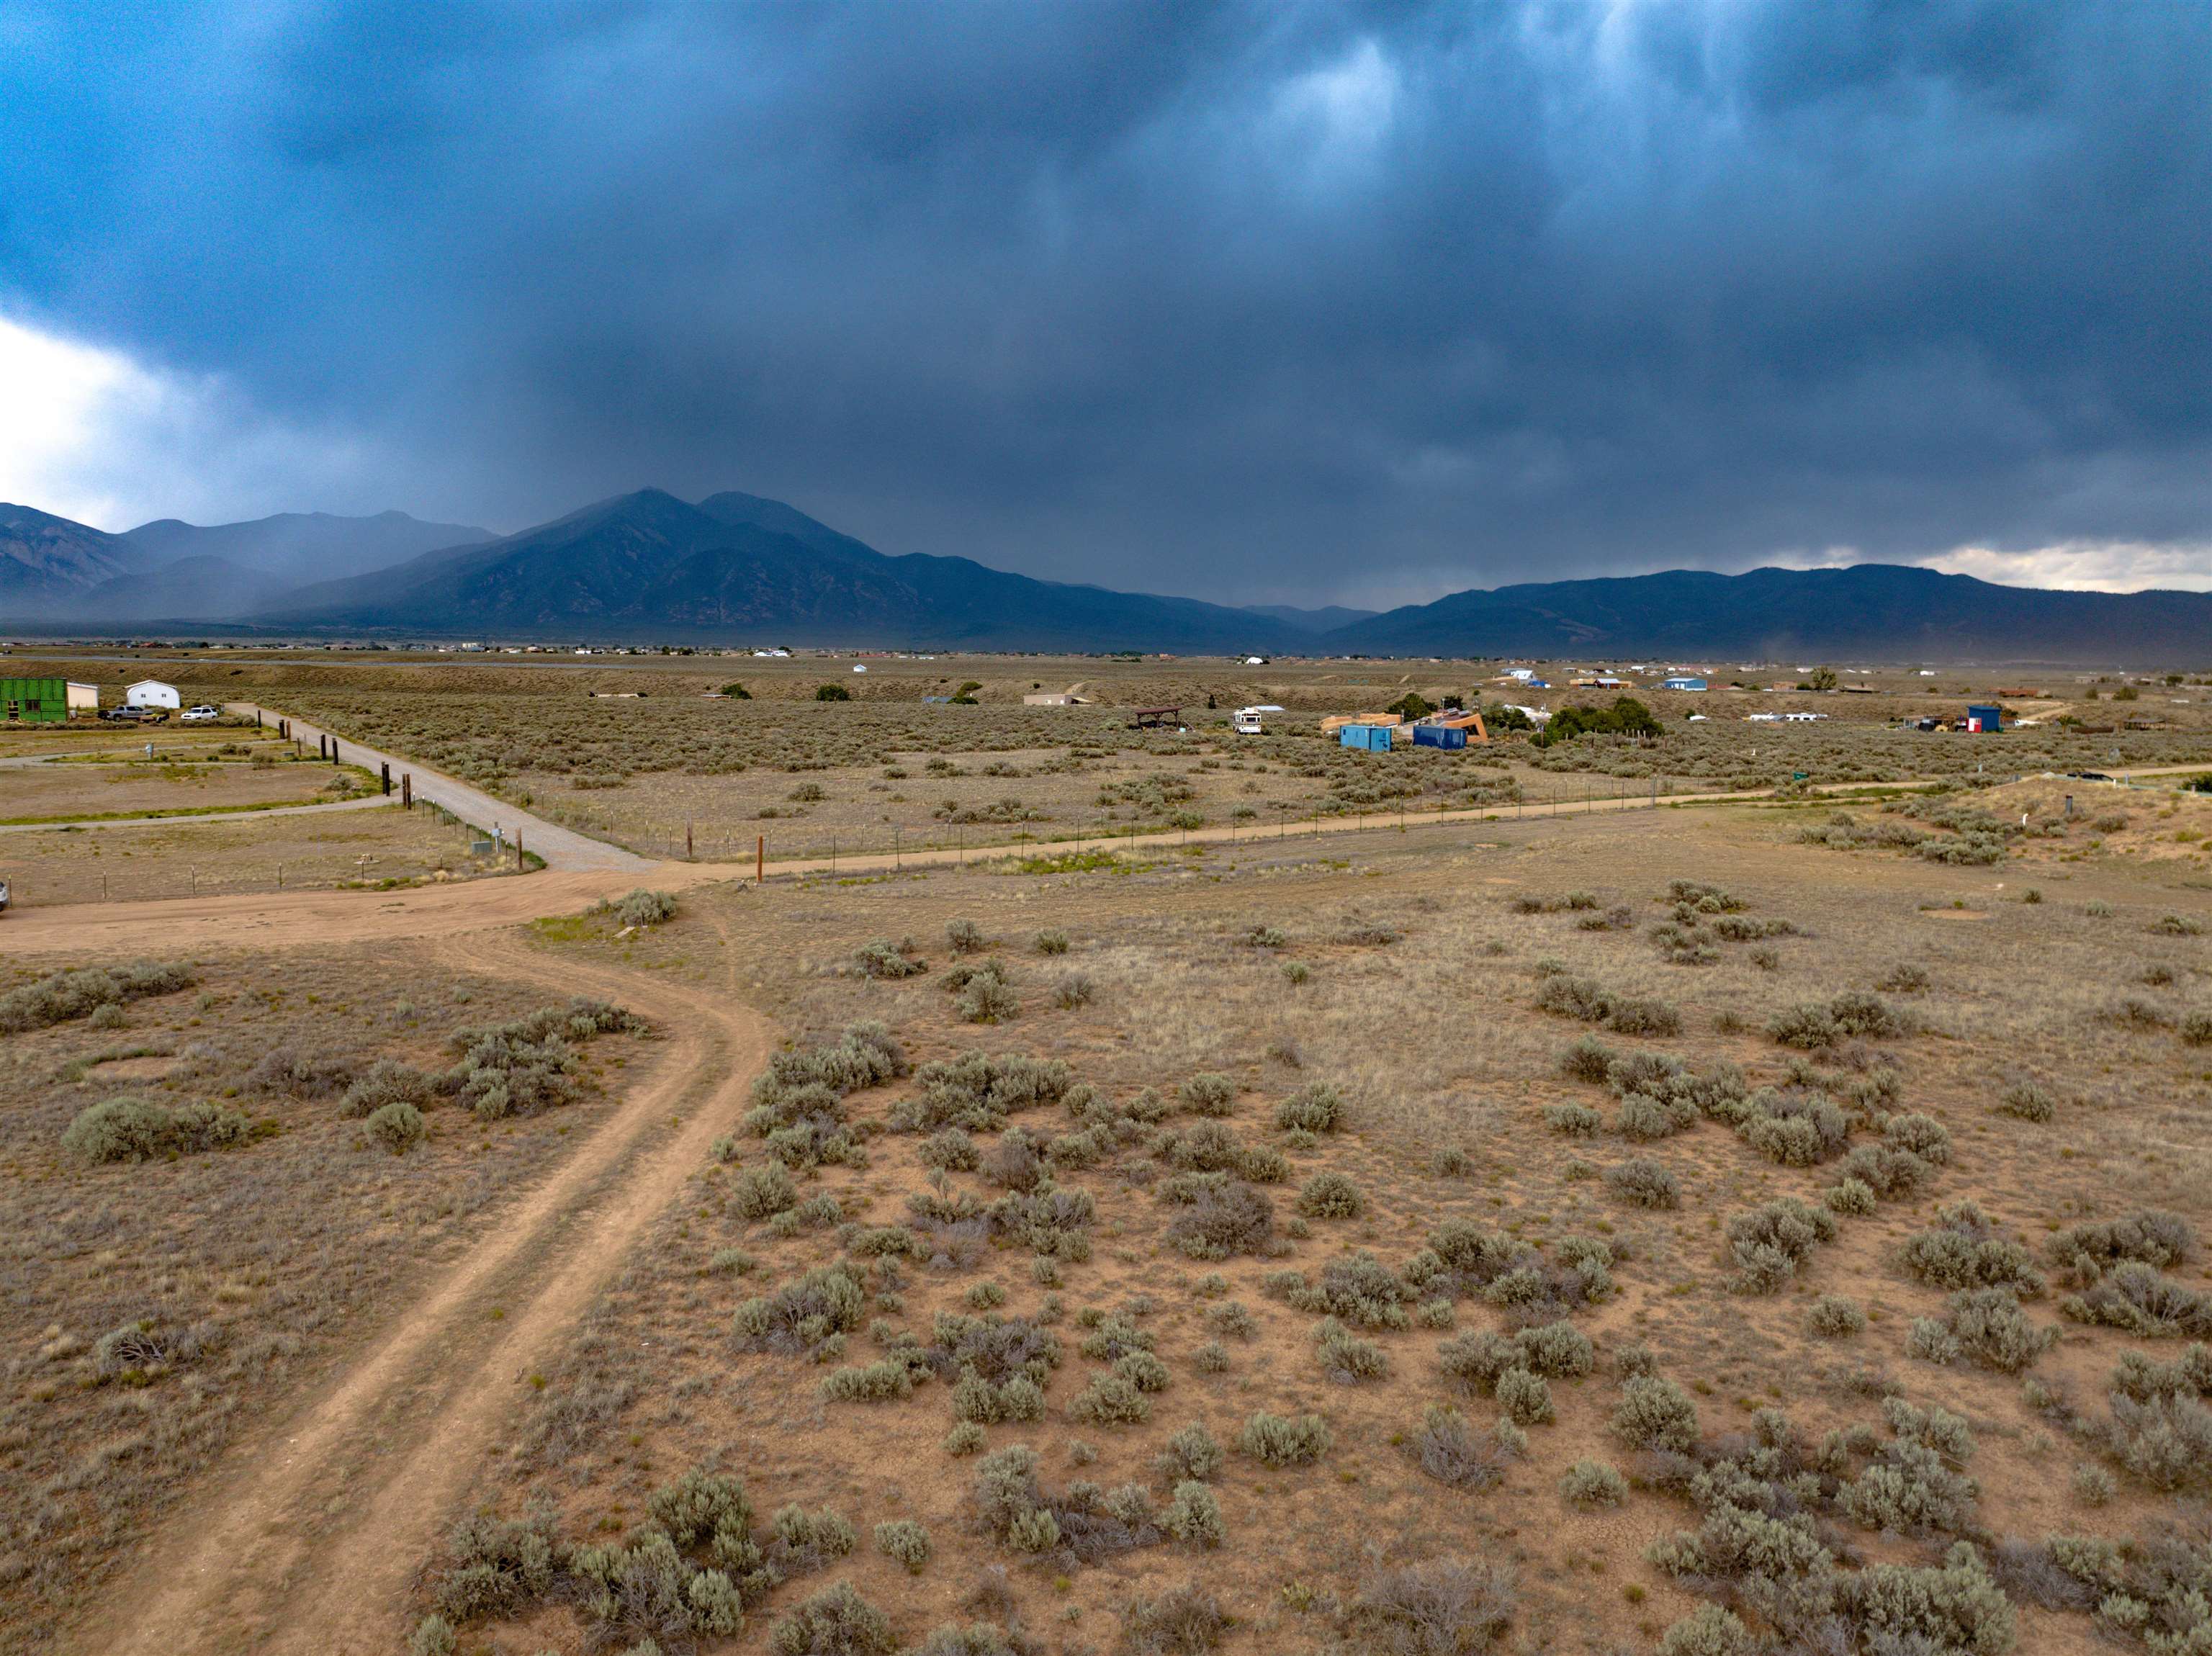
[4,504,492,624]
[122,509,491,587]
[1,503,143,609]
[1244,603,1380,633]
[258,487,1301,652]
[1325,564,2212,665]
[79,554,296,624]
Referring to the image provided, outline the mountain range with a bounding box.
[5,490,2210,662]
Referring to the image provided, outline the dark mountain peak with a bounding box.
[695,490,881,563]
[1327,560,2212,663]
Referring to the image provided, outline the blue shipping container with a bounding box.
[1411,724,1467,750]
[1339,724,1393,751]
[1966,703,2002,733]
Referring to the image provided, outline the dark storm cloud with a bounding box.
[1,0,2207,603]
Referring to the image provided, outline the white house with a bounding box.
[125,679,180,710]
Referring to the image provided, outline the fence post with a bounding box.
[402,773,411,809]
[381,762,391,796]
[757,834,765,884]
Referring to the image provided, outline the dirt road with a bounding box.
[63,939,770,1656]
[227,702,650,872]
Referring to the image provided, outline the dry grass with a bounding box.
[9,654,2212,1653]
[0,805,522,908]
[0,748,354,823]
[386,793,2212,1654]
[0,946,651,1650]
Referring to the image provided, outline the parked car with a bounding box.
[99,706,145,722]
[182,705,220,723]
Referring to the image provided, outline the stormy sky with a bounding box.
[2,1,2208,606]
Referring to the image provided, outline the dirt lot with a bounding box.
[0,942,660,1654]
[0,802,526,907]
[1,752,372,823]
[369,798,2211,1656]
[6,661,2212,1656]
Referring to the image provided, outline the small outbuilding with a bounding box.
[66,681,99,714]
[1339,723,1393,751]
[1,678,70,722]
[125,679,181,710]
[1411,723,1467,750]
[1965,703,2002,734]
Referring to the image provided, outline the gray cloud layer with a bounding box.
[2,1,2207,603]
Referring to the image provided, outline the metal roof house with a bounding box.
[1662,676,1708,691]
[125,679,181,709]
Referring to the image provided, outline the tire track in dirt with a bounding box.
[66,937,769,1656]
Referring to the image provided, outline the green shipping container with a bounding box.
[0,678,69,723]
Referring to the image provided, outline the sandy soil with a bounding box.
[0,757,363,821]
[57,935,770,1656]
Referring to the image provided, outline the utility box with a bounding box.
[1965,703,2002,733]
[1339,724,1393,751]
[1412,724,1467,750]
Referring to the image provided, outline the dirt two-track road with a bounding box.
[17,873,771,1656]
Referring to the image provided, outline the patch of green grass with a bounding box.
[1003,848,1143,876]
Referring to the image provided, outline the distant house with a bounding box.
[1661,676,1707,692]
[125,679,181,710]
[1023,692,1092,706]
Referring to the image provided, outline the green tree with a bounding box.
[1387,692,1434,721]
[1799,667,1838,692]
[1532,696,1661,747]
[719,683,752,699]
[815,683,852,702]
